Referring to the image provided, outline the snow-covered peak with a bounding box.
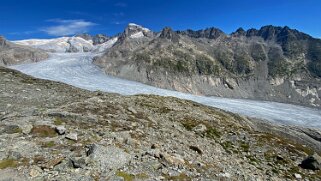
[123,23,152,39]
[128,23,151,33]
[13,37,93,53]
[13,36,115,53]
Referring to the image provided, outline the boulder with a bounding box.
[300,153,321,170]
[55,126,66,135]
[86,144,131,173]
[65,133,78,141]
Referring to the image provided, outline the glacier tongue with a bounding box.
[10,53,321,129]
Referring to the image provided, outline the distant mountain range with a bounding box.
[1,23,321,107]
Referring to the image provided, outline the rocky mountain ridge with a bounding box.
[93,24,321,107]
[0,36,48,66]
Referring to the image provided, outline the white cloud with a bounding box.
[42,19,97,36]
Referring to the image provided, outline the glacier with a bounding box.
[10,53,321,129]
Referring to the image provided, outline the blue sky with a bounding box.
[1,0,320,40]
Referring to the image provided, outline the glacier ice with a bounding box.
[10,53,321,129]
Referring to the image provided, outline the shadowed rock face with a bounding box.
[0,36,48,66]
[178,27,225,39]
[94,25,321,107]
[160,27,180,43]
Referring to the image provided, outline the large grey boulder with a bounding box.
[86,144,131,174]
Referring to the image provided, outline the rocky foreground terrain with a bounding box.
[1,66,321,180]
[94,24,321,107]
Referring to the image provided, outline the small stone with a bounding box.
[21,124,33,134]
[294,173,302,179]
[71,157,86,168]
[29,166,42,178]
[156,176,165,180]
[66,133,78,141]
[189,145,203,155]
[192,124,207,133]
[151,143,160,149]
[218,172,231,178]
[55,126,66,135]
[128,107,137,114]
[125,137,135,146]
[300,153,321,170]
[160,153,185,167]
[8,151,22,160]
[42,157,64,169]
[146,149,161,158]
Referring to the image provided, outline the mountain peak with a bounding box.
[118,23,153,40]
[0,36,8,47]
[127,23,151,33]
[159,27,179,42]
[178,27,225,39]
[231,27,246,37]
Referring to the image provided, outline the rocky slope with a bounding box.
[1,66,321,180]
[94,24,321,107]
[0,36,48,66]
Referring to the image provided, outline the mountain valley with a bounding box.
[1,23,321,180]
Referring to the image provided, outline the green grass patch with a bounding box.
[116,171,149,181]
[165,173,191,181]
[0,159,17,169]
[240,142,250,152]
[53,118,64,125]
[31,125,57,138]
[42,141,56,148]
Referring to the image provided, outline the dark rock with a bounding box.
[76,33,92,41]
[179,27,225,39]
[300,153,321,170]
[232,28,246,37]
[159,27,179,43]
[189,145,203,155]
[92,34,110,45]
[71,157,86,168]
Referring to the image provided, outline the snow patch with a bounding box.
[130,32,144,39]
[13,36,115,53]
[128,23,151,32]
[94,37,118,52]
[14,37,94,53]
